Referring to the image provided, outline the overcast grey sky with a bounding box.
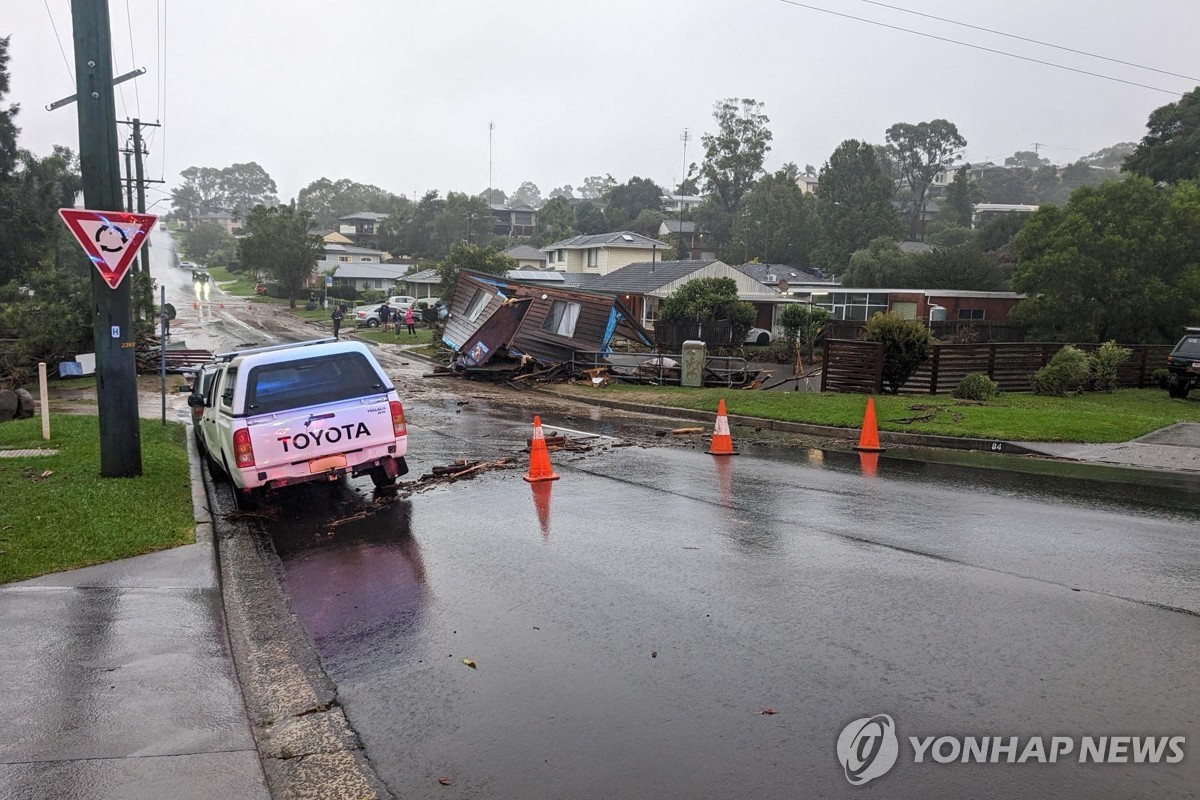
[6,0,1198,208]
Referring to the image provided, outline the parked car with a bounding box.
[745,327,772,346]
[181,363,221,440]
[354,303,385,327]
[180,260,198,270]
[1166,327,1200,398]
[386,295,418,311]
[189,339,409,501]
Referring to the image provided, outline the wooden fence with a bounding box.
[820,339,884,394]
[653,320,734,351]
[821,340,1173,394]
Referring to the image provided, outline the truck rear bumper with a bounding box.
[235,441,408,490]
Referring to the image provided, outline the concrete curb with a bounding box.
[185,431,213,546]
[201,465,395,799]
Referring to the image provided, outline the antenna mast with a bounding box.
[488,121,495,200]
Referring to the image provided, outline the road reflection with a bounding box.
[274,491,429,676]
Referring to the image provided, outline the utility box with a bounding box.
[681,340,705,387]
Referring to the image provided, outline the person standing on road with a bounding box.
[331,304,345,339]
[405,305,416,336]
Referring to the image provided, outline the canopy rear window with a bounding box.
[245,353,387,415]
[1175,336,1200,357]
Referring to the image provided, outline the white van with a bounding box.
[193,339,408,498]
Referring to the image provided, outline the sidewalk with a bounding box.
[0,437,269,800]
[1020,422,1200,473]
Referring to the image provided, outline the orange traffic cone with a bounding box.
[524,416,560,482]
[706,399,738,456]
[854,397,885,452]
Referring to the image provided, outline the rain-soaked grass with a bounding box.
[552,385,1200,443]
[353,328,438,346]
[0,416,194,583]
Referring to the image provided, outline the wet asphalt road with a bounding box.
[253,398,1200,800]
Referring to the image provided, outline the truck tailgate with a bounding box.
[246,395,394,470]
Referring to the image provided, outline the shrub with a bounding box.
[1031,345,1092,396]
[953,373,999,401]
[1152,367,1170,388]
[1090,340,1132,391]
[863,312,935,394]
[779,304,829,362]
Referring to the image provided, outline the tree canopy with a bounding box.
[435,244,511,294]
[171,162,278,223]
[1124,87,1200,184]
[1011,176,1200,343]
[296,178,399,229]
[699,98,773,215]
[727,168,819,267]
[659,277,756,343]
[237,205,323,308]
[604,176,664,228]
[886,119,966,239]
[812,139,902,272]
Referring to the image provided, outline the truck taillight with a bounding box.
[233,428,255,468]
[390,401,407,437]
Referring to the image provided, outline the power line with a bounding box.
[776,0,1184,95]
[124,0,140,117]
[42,0,73,83]
[861,0,1200,84]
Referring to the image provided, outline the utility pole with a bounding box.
[678,128,691,260]
[71,0,141,477]
[119,119,163,320]
[487,121,494,202]
[124,147,134,211]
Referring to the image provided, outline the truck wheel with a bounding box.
[369,467,396,489]
[206,448,227,483]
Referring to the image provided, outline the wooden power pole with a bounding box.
[71,0,142,477]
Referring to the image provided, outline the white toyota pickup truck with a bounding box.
[191,339,408,499]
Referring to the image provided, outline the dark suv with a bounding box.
[1166,328,1200,398]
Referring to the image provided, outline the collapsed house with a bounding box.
[442,270,654,376]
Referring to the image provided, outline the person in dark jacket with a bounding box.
[378,301,392,330]
[331,304,345,339]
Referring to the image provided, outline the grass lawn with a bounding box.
[552,384,1200,443]
[353,327,438,346]
[0,416,195,583]
[207,266,260,296]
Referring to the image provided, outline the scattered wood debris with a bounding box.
[671,427,705,436]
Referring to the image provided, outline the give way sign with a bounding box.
[59,208,158,289]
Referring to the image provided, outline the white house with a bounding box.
[326,262,411,293]
[317,243,386,271]
[541,231,670,275]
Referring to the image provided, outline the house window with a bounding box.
[466,289,491,322]
[643,296,660,324]
[587,248,599,268]
[360,256,373,262]
[557,249,565,262]
[548,251,555,264]
[542,300,581,337]
[958,308,985,320]
[375,279,384,289]
[338,256,352,262]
